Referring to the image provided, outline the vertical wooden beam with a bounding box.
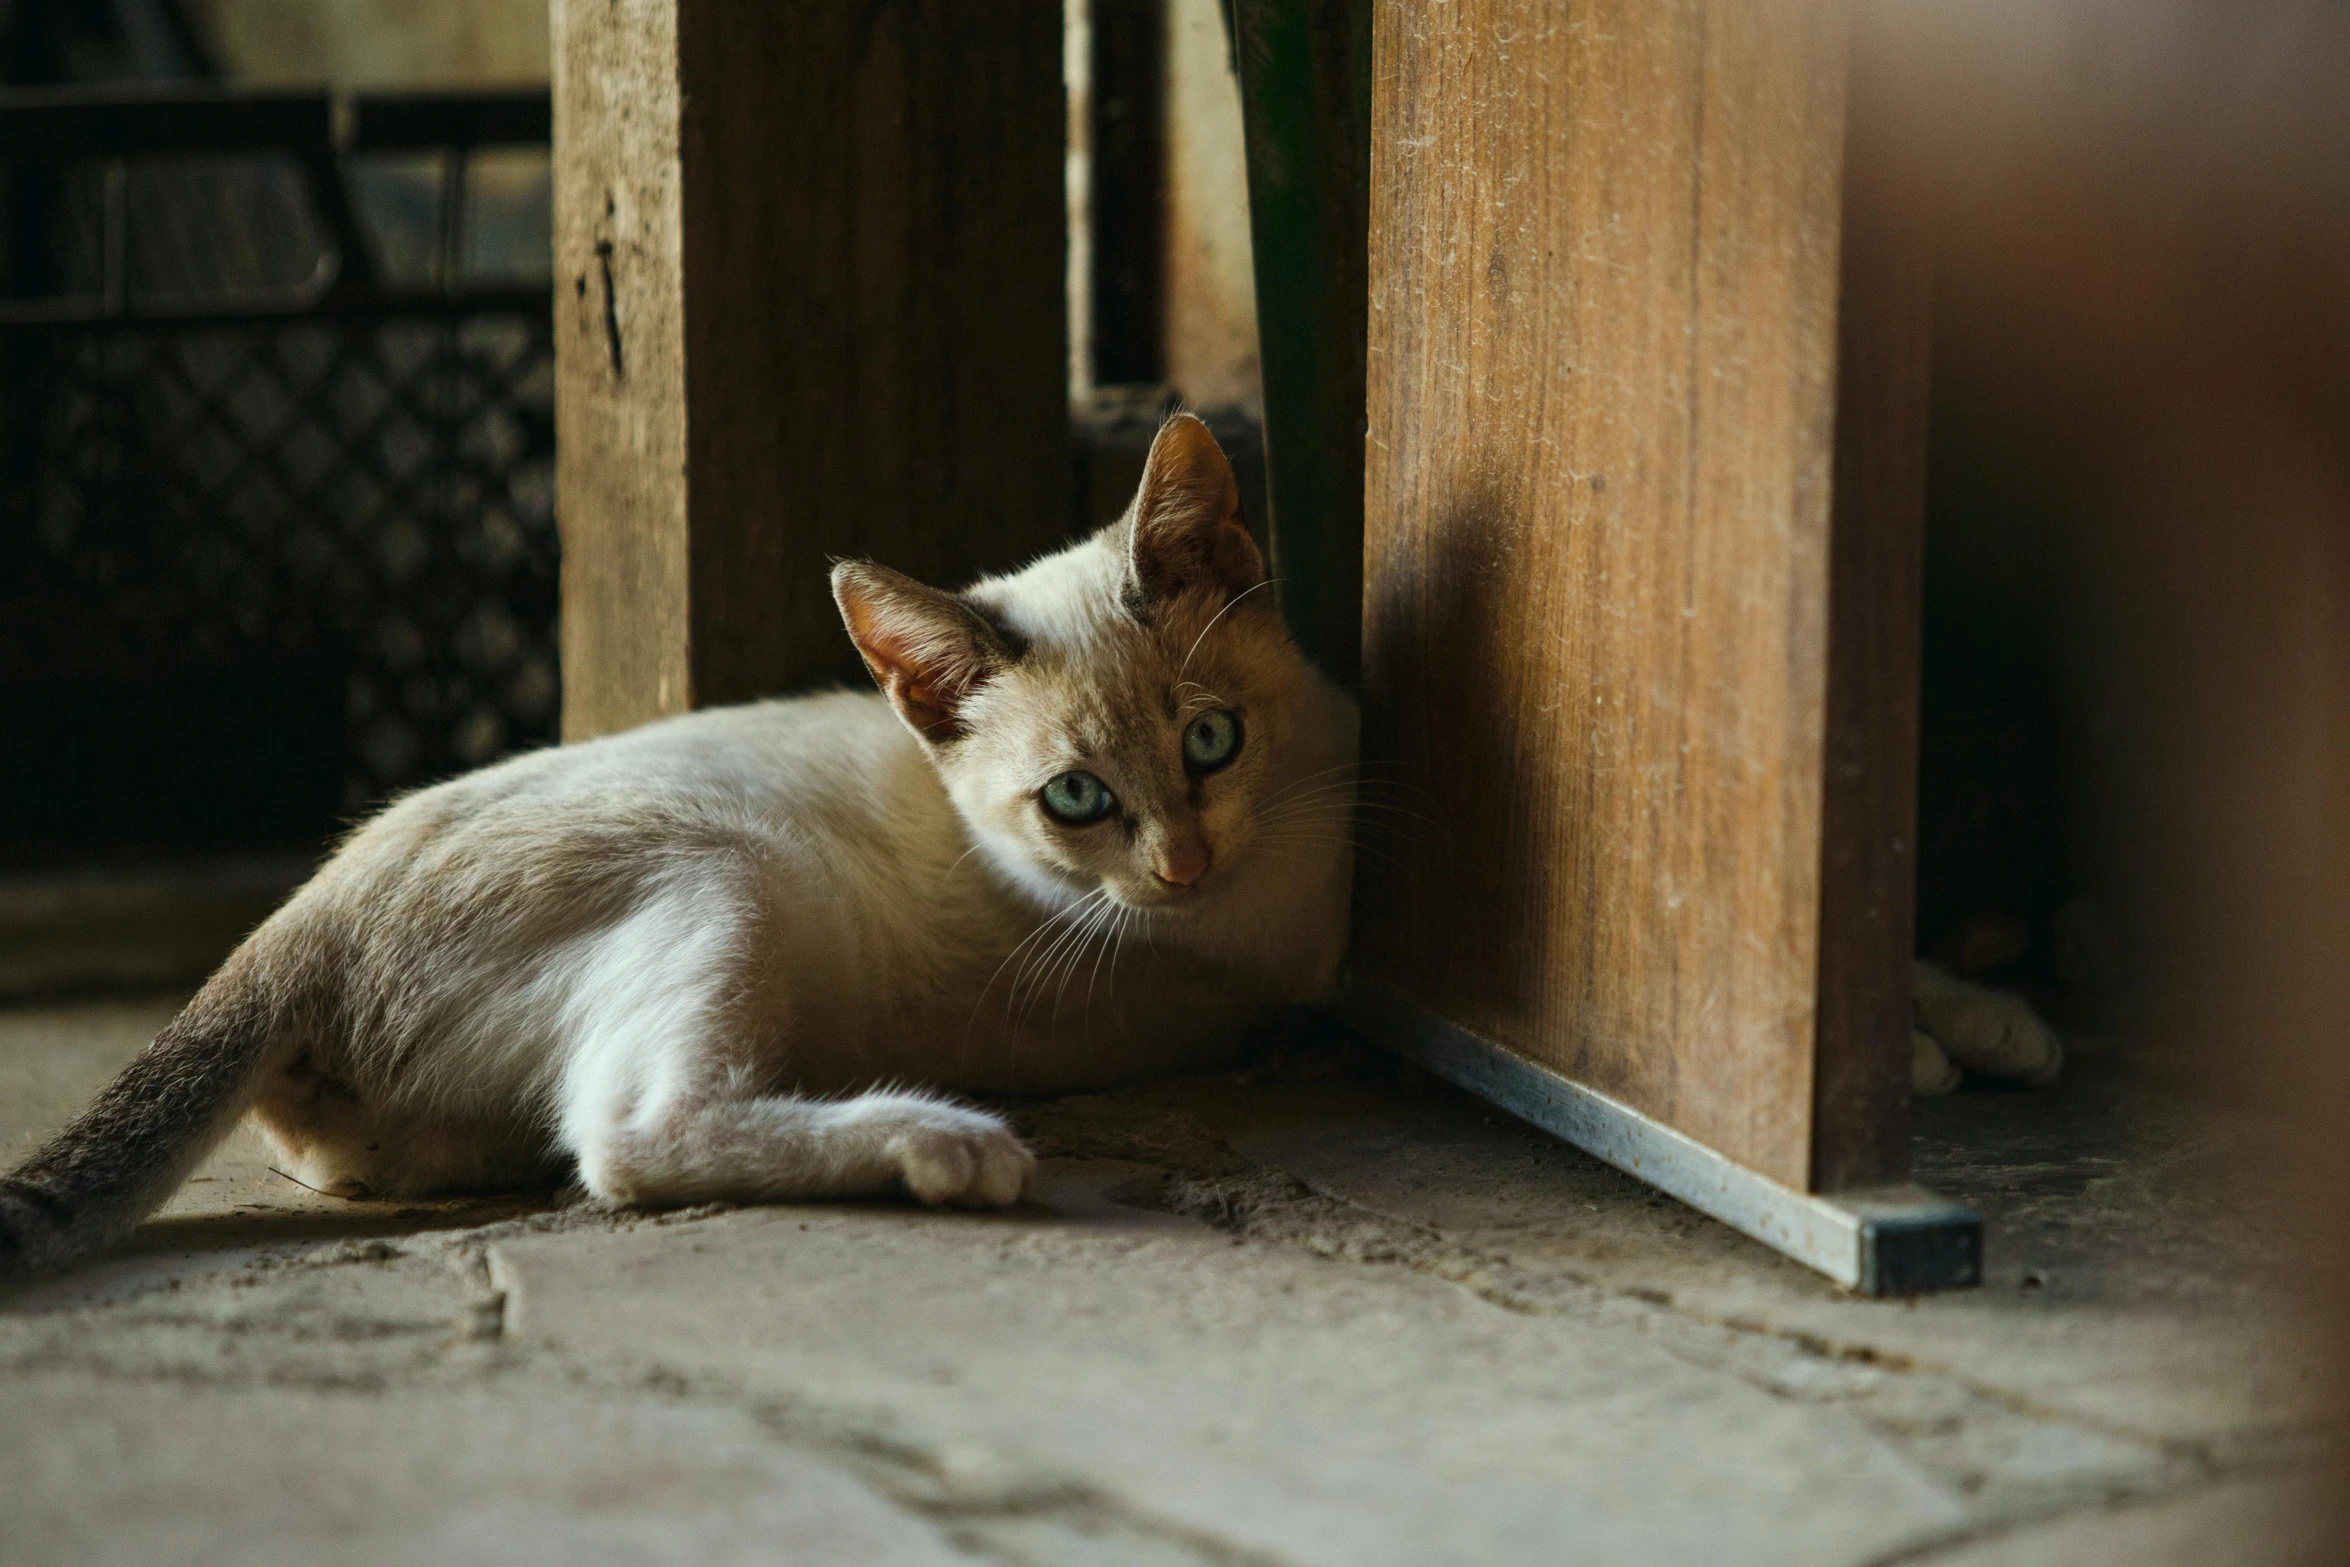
[553,0,689,738]
[1808,17,1931,1192]
[554,0,1070,741]
[1230,0,1370,686]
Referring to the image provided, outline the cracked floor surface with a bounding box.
[1,998,2338,1565]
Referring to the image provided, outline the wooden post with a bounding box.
[553,0,1070,741]
[1230,0,1372,687]
[1808,25,1931,1194]
[1348,0,1965,1291]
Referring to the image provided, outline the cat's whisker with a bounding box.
[1249,806,1373,837]
[1252,837,1411,879]
[1178,577,1279,676]
[1037,896,1107,1020]
[1250,788,1421,823]
[1258,780,1362,805]
[1341,789,1444,818]
[1253,795,1438,833]
[1253,764,1371,813]
[1255,759,1422,802]
[983,900,1084,1005]
[1084,901,1128,1019]
[1256,779,1437,817]
[1057,896,1128,1028]
[1253,792,1374,822]
[1114,903,1137,989]
[1102,905,1138,1011]
[979,889,1104,1029]
[1253,830,1413,876]
[1053,897,1121,1024]
[1010,892,1105,1020]
[1022,889,1119,1025]
[1253,812,1434,848]
[1263,758,1384,787]
[1254,828,1382,852]
[1265,777,1442,817]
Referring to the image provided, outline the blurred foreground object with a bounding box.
[1873,0,2350,1516]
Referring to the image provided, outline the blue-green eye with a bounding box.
[1041,770,1114,824]
[1182,709,1241,773]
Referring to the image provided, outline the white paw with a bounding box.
[1912,1030,1961,1097]
[878,1105,1035,1209]
[1913,962,2063,1085]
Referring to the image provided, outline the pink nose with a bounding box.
[1153,839,1210,888]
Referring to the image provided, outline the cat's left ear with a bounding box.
[832,562,1015,744]
[1125,413,1265,607]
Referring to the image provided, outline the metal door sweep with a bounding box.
[1344,979,1982,1297]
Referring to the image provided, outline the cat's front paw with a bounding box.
[875,1103,1035,1209]
[1913,961,2063,1086]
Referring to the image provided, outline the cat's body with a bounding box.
[250,683,1352,1205]
[0,416,1357,1280]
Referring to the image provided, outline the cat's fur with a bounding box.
[0,415,1358,1283]
[1910,959,2063,1095]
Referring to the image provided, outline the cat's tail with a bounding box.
[0,953,292,1287]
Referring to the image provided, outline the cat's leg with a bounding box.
[573,1089,1034,1210]
[549,871,1033,1210]
[1912,958,2063,1087]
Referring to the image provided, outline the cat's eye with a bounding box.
[1040,770,1115,825]
[1182,709,1242,774]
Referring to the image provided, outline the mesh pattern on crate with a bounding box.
[0,312,558,809]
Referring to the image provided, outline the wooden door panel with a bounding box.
[1359,0,1854,1190]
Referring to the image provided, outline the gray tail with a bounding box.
[0,974,281,1286]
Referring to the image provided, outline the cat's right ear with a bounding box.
[1125,412,1265,609]
[832,562,1014,744]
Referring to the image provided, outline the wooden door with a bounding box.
[1342,0,1973,1293]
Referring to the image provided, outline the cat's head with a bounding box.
[832,414,1331,913]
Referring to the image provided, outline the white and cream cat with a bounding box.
[0,415,1358,1281]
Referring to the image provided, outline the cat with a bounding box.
[0,414,1360,1283]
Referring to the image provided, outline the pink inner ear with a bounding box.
[1132,417,1263,601]
[889,676,966,743]
[852,617,981,740]
[836,567,1002,745]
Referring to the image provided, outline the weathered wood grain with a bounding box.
[1809,17,1930,1191]
[1358,0,1918,1192]
[555,0,1069,741]
[553,0,690,738]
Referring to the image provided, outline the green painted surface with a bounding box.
[1228,0,1370,686]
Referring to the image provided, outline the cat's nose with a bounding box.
[1152,838,1211,888]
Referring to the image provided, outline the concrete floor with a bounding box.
[0,997,2337,1566]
